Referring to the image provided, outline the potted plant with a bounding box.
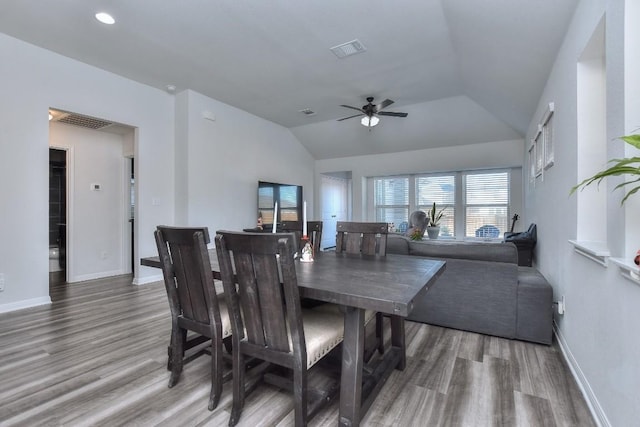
[426,202,446,239]
[570,133,640,205]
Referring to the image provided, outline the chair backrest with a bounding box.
[215,231,306,361]
[280,220,323,254]
[335,221,388,256]
[155,226,223,332]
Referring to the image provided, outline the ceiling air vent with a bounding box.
[299,108,316,116]
[330,39,366,59]
[50,109,113,130]
[57,113,113,129]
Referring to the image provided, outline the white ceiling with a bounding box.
[0,0,577,159]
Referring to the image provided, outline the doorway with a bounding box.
[49,148,67,286]
[128,157,135,272]
[320,172,351,250]
[48,109,135,287]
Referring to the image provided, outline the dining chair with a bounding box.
[335,221,388,355]
[335,221,388,256]
[154,225,232,410]
[215,231,344,426]
[279,220,323,255]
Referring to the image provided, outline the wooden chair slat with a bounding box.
[253,253,290,351]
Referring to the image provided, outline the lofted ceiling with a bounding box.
[0,1,577,159]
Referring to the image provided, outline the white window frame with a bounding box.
[542,102,555,169]
[369,169,514,241]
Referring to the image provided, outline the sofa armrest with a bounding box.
[408,257,519,339]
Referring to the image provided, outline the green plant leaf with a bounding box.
[621,134,640,149]
[607,157,640,166]
[614,176,640,191]
[570,133,640,205]
[621,184,640,205]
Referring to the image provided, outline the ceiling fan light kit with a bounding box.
[338,96,407,129]
[361,115,379,127]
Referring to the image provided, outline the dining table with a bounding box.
[141,248,445,427]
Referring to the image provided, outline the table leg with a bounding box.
[339,306,365,427]
[390,315,406,370]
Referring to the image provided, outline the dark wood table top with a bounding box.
[142,250,445,318]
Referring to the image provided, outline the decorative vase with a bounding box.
[426,226,440,240]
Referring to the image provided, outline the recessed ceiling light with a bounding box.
[95,12,115,25]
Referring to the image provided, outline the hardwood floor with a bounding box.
[0,274,595,426]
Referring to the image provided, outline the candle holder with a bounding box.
[300,235,314,262]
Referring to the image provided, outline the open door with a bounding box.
[320,173,350,250]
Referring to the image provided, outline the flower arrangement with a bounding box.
[410,228,423,241]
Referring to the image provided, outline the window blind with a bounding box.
[464,172,509,237]
[416,175,455,237]
[373,177,409,226]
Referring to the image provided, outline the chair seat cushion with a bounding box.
[219,300,232,338]
[300,307,345,368]
[304,304,376,368]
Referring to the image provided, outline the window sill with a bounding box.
[568,240,610,267]
[610,258,640,285]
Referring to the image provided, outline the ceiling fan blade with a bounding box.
[375,99,394,112]
[340,104,365,113]
[337,113,365,121]
[378,111,408,117]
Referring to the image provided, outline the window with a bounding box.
[542,102,555,169]
[373,177,409,229]
[464,172,509,238]
[370,169,514,240]
[416,175,455,237]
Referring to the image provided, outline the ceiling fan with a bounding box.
[337,97,408,127]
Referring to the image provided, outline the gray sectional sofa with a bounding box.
[387,235,553,345]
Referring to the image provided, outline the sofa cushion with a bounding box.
[387,234,410,255]
[407,240,518,264]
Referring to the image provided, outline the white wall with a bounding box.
[0,33,175,311]
[49,122,128,282]
[0,32,316,310]
[315,139,524,222]
[174,90,315,235]
[524,0,640,424]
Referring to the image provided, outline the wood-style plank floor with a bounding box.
[0,274,595,426]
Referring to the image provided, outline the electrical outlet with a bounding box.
[557,295,565,315]
[0,273,5,291]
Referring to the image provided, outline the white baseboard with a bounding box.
[0,296,51,313]
[553,322,610,427]
[132,274,163,286]
[68,269,128,283]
